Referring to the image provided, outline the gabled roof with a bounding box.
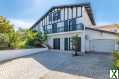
[86,27,117,34]
[30,3,96,29]
[94,24,119,33]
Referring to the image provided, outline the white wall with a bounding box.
[47,31,84,52]
[0,48,48,62]
[48,38,53,48]
[82,7,93,27]
[86,29,117,40]
[48,29,117,53]
[85,29,117,52]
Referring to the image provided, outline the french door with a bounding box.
[53,38,60,49]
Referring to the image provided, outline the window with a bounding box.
[52,23,57,33]
[49,13,52,22]
[53,38,60,49]
[57,22,64,32]
[64,20,69,32]
[69,18,76,31]
[64,38,69,50]
[47,25,52,33]
[64,19,76,32]
[77,23,84,30]
[53,10,61,21]
[64,38,72,50]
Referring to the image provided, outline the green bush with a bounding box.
[112,50,119,60]
[112,50,119,69]
[112,59,119,69]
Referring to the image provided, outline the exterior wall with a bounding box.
[48,29,117,53]
[33,6,85,34]
[32,4,118,53]
[85,29,117,52]
[82,7,93,27]
[47,30,85,52]
[86,29,117,39]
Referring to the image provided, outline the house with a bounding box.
[96,24,119,33]
[31,3,117,53]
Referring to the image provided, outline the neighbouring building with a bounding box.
[96,24,119,33]
[31,3,117,53]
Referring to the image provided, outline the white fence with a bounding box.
[0,48,48,62]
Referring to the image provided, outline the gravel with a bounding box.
[0,50,113,79]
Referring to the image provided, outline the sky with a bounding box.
[0,0,119,29]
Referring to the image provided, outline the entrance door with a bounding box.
[53,38,60,49]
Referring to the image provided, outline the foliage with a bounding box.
[0,16,15,49]
[25,31,48,48]
[112,59,119,69]
[0,16,14,33]
[0,16,48,49]
[71,34,80,56]
[112,51,119,69]
[112,50,119,60]
[17,29,48,48]
[112,24,119,69]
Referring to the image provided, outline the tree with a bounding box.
[26,31,48,48]
[0,16,15,49]
[0,16,48,49]
[0,16,14,33]
[18,29,48,48]
[71,34,81,56]
[5,31,22,49]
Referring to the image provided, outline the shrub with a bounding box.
[112,50,119,69]
[112,59,119,69]
[112,50,119,60]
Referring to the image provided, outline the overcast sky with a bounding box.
[0,0,119,29]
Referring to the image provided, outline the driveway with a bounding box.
[27,50,113,79]
[0,50,113,79]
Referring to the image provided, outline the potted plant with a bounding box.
[71,34,81,56]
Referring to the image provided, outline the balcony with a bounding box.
[46,24,84,34]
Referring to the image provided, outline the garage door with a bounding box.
[91,39,115,53]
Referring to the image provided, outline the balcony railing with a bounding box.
[46,24,84,34]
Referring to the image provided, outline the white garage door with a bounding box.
[91,39,115,53]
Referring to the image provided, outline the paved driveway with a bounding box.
[0,50,113,79]
[27,50,113,79]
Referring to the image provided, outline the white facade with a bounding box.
[47,6,117,53]
[32,3,117,53]
[85,29,117,53]
[47,29,117,53]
